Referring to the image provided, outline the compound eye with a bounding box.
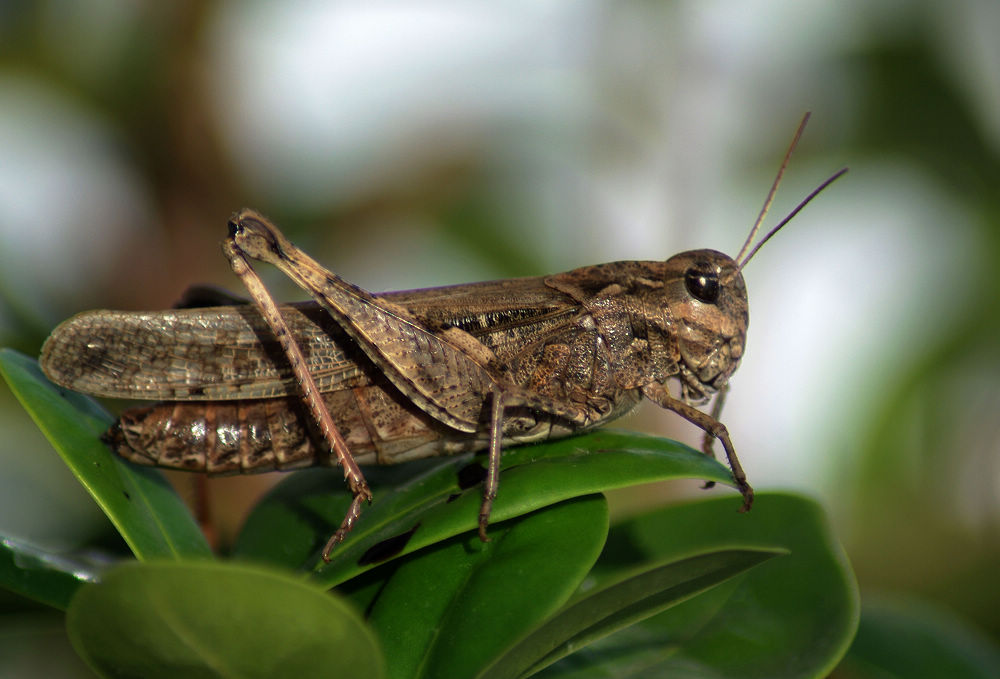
[684,266,720,304]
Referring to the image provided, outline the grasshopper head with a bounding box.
[657,127,848,403]
[658,163,848,404]
[662,249,748,403]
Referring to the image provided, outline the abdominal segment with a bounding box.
[105,385,458,474]
[105,378,611,474]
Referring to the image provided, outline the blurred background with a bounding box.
[1,0,998,676]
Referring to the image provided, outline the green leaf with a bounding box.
[233,430,737,585]
[363,495,608,679]
[0,536,98,610]
[483,547,782,679]
[66,560,384,679]
[0,349,211,560]
[841,595,1000,679]
[538,493,859,679]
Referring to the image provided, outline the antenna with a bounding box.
[737,167,848,271]
[734,112,812,265]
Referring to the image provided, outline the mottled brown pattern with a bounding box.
[38,116,847,558]
[44,214,757,557]
[54,247,748,473]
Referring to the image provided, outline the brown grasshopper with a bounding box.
[40,115,845,560]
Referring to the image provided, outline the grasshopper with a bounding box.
[40,115,845,560]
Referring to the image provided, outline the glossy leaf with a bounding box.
[364,495,608,679]
[233,430,737,585]
[0,536,99,610]
[0,349,210,559]
[66,560,384,679]
[484,547,782,679]
[537,493,859,679]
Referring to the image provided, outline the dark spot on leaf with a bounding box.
[123,491,131,501]
[357,524,420,566]
[457,463,487,490]
[446,493,461,503]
